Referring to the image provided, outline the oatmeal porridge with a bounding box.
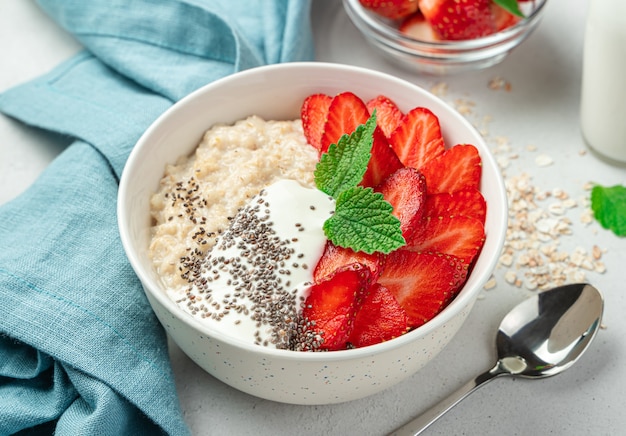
[149,115,319,294]
[148,115,337,348]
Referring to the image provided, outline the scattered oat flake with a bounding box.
[526,144,537,152]
[488,76,512,91]
[494,136,510,148]
[454,98,475,115]
[504,270,517,284]
[592,245,602,260]
[484,277,497,290]
[535,154,554,167]
[500,253,514,266]
[548,202,565,215]
[580,209,594,224]
[562,199,577,209]
[552,188,568,200]
[497,156,511,169]
[430,82,448,97]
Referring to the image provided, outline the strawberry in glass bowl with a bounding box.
[344,0,547,74]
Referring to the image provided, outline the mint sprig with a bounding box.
[494,0,524,17]
[315,113,376,197]
[314,112,405,254]
[591,184,626,237]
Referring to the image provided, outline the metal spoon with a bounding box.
[391,283,604,436]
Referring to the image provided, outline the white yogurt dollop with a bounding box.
[175,179,334,348]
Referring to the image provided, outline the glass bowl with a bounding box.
[342,0,548,74]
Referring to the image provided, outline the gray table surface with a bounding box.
[1,0,624,435]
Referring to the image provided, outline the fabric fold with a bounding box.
[0,142,186,435]
[0,0,314,434]
[0,52,172,179]
[37,0,314,101]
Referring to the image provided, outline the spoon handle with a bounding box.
[389,362,507,436]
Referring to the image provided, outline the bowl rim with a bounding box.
[342,0,548,50]
[117,61,508,361]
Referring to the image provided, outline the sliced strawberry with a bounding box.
[399,11,441,42]
[420,144,482,194]
[361,127,405,188]
[376,167,427,241]
[418,0,495,40]
[492,2,522,31]
[301,93,331,151]
[320,92,370,154]
[348,283,409,348]
[407,214,485,264]
[314,242,385,284]
[378,250,468,328]
[300,264,372,351]
[317,92,403,188]
[366,95,404,138]
[389,106,445,170]
[359,0,420,20]
[423,188,487,223]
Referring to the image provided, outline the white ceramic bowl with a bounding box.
[343,0,547,74]
[118,62,508,405]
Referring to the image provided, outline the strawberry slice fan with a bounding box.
[300,91,487,351]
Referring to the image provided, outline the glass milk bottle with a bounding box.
[580,0,626,164]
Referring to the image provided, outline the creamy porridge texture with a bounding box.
[149,116,319,296]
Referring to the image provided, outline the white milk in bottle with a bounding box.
[580,0,626,164]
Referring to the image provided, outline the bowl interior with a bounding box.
[118,62,508,357]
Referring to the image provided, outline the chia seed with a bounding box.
[182,188,310,350]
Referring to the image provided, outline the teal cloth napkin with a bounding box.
[0,1,313,435]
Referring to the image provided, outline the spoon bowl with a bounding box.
[392,283,604,435]
[497,283,603,378]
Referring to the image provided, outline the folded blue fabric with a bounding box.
[0,1,313,434]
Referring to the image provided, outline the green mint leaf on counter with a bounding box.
[591,184,626,237]
[323,186,405,254]
[314,112,377,198]
[493,0,524,17]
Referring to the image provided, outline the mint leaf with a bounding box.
[314,112,377,198]
[591,184,626,237]
[493,0,524,17]
[313,111,405,254]
[323,187,405,254]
